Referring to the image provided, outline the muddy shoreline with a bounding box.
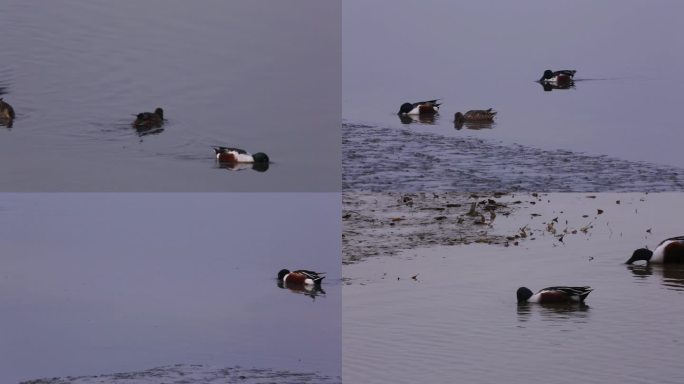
[20,365,340,384]
[343,123,684,192]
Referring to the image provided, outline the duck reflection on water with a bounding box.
[398,113,439,125]
[627,264,684,292]
[538,81,576,92]
[517,301,591,323]
[217,161,270,172]
[454,120,496,130]
[277,280,326,299]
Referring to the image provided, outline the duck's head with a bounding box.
[154,108,164,119]
[398,103,413,115]
[277,269,290,281]
[539,70,554,82]
[626,248,653,264]
[252,152,269,163]
[454,112,464,123]
[517,287,534,303]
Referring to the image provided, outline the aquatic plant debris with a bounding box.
[343,192,653,266]
[343,192,527,264]
[343,123,684,191]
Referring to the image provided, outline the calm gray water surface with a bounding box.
[0,194,341,383]
[0,0,340,191]
[343,0,684,173]
[343,194,684,384]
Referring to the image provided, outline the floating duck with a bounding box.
[517,286,592,304]
[398,99,441,115]
[213,146,269,164]
[454,109,497,124]
[132,107,164,129]
[277,269,326,286]
[0,98,15,126]
[626,236,684,264]
[538,70,576,84]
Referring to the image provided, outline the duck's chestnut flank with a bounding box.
[278,269,326,286]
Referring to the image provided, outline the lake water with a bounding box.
[0,0,340,191]
[343,0,684,191]
[0,193,341,383]
[344,193,684,384]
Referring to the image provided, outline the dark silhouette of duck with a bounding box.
[538,70,576,84]
[132,107,164,129]
[0,98,15,127]
[454,109,497,124]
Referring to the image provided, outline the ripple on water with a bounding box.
[344,194,684,384]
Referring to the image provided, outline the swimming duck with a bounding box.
[539,81,575,92]
[0,98,15,124]
[539,70,576,84]
[454,109,497,124]
[517,286,593,304]
[626,236,684,264]
[277,269,326,286]
[132,107,164,129]
[213,146,269,164]
[398,99,441,115]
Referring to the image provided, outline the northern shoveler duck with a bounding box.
[0,98,15,123]
[454,109,497,124]
[517,286,593,304]
[539,81,575,92]
[278,269,326,286]
[213,146,269,164]
[398,99,441,115]
[539,70,576,84]
[626,236,684,264]
[132,107,164,129]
